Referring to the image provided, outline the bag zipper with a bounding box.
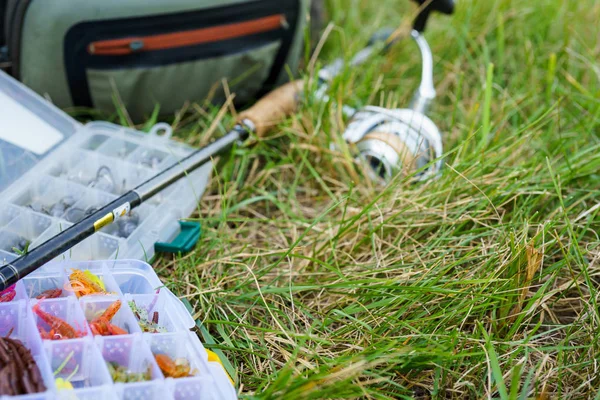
[64,0,300,108]
[88,14,285,56]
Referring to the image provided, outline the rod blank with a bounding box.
[0,126,248,291]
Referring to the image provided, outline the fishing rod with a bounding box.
[0,0,454,291]
[0,31,392,292]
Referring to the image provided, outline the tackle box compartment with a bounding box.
[0,259,237,400]
[0,70,212,264]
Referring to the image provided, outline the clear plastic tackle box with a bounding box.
[0,259,237,400]
[0,71,237,399]
[0,69,212,264]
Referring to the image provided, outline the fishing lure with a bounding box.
[66,269,110,298]
[0,337,46,395]
[128,299,166,333]
[64,203,105,224]
[155,354,196,378]
[28,196,77,219]
[107,362,152,383]
[0,285,16,302]
[54,378,74,391]
[32,304,84,340]
[139,152,162,169]
[35,288,62,299]
[53,350,79,384]
[89,166,116,192]
[115,211,140,238]
[89,300,128,336]
[52,350,80,395]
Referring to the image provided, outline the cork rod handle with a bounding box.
[238,80,304,137]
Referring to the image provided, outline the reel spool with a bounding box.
[345,106,442,182]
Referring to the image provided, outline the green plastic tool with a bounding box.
[154,221,201,254]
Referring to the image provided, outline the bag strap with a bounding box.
[1,0,16,72]
[0,0,6,47]
[0,0,8,72]
[256,0,301,98]
[2,0,32,76]
[3,0,17,46]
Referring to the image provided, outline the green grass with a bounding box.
[107,0,600,398]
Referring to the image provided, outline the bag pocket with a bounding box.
[63,0,300,118]
[86,41,281,119]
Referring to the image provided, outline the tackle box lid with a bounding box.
[0,70,211,264]
[0,70,80,191]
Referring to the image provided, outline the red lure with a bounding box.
[0,285,16,302]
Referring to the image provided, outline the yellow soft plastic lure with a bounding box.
[55,378,74,390]
[82,270,106,290]
[66,269,109,297]
[206,350,234,386]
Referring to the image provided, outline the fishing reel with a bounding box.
[329,0,454,183]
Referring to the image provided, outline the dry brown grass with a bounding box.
[150,0,600,398]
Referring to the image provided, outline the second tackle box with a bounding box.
[0,70,212,265]
[0,259,237,400]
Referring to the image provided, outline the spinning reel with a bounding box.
[322,0,455,182]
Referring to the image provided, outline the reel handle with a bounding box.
[411,0,455,32]
[238,80,303,137]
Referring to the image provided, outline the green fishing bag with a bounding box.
[0,0,310,121]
